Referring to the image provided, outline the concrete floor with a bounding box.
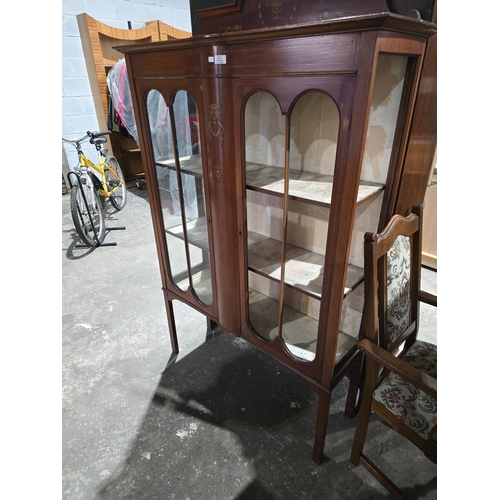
[62,185,437,500]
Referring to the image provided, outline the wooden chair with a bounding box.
[350,205,437,499]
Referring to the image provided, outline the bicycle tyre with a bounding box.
[70,182,105,247]
[106,156,127,211]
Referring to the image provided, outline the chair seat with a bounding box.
[373,340,437,439]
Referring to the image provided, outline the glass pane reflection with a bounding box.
[245,92,285,341]
[146,89,213,305]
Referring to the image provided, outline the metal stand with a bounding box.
[68,170,126,248]
[74,225,126,248]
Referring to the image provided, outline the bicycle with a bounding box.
[63,131,127,247]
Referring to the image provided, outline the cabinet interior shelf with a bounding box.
[156,156,204,178]
[174,267,213,306]
[248,289,358,362]
[246,161,384,207]
[166,216,209,249]
[156,156,384,208]
[166,218,364,299]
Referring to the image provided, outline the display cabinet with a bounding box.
[118,11,436,463]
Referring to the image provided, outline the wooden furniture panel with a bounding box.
[422,161,437,269]
[118,8,436,465]
[191,0,391,35]
[129,48,200,78]
[228,34,359,75]
[77,13,190,181]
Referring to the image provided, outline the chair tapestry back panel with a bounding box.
[386,234,411,345]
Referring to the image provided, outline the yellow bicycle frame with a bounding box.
[78,152,122,198]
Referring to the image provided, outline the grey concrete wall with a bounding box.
[62,0,191,169]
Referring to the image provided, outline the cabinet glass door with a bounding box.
[244,90,340,362]
[146,89,213,305]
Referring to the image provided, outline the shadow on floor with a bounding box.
[96,333,436,500]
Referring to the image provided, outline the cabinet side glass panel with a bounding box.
[340,54,410,346]
[360,54,408,185]
[146,89,189,291]
[146,90,213,305]
[245,92,285,341]
[172,91,213,306]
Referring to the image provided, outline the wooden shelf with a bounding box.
[248,231,363,298]
[246,162,384,207]
[156,155,204,178]
[248,289,357,362]
[166,216,209,250]
[175,268,213,305]
[167,218,363,298]
[156,156,383,207]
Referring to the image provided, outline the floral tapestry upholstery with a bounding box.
[373,340,437,439]
[386,234,411,345]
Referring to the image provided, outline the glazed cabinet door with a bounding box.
[235,57,417,377]
[135,79,218,318]
[235,77,363,377]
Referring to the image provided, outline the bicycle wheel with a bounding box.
[105,156,127,211]
[70,181,105,247]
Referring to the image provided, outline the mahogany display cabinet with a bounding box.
[118,12,437,463]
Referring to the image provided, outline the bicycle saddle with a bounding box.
[90,136,108,145]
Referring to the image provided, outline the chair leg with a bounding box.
[164,297,179,354]
[349,381,373,465]
[344,354,364,417]
[312,389,331,464]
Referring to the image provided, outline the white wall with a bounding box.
[62,0,191,169]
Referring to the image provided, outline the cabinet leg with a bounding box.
[165,297,179,354]
[207,317,218,331]
[312,389,331,464]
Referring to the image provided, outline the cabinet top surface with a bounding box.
[117,13,436,54]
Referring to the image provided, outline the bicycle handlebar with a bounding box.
[62,130,111,149]
[87,130,110,138]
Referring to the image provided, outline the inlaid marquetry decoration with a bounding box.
[215,163,222,180]
[319,10,355,21]
[208,103,224,138]
[258,0,298,27]
[218,23,241,33]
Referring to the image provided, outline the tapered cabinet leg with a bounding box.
[312,389,332,464]
[207,317,218,331]
[165,297,179,354]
